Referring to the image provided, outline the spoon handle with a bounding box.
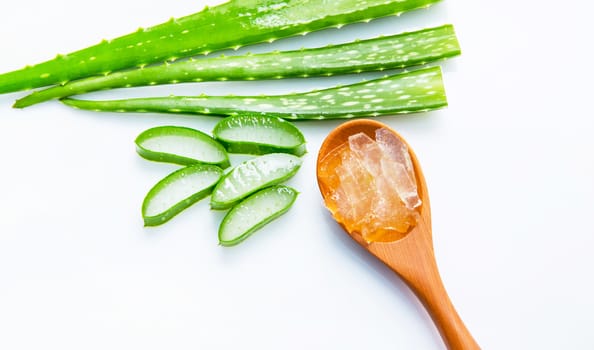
[412,259,479,349]
[382,236,480,349]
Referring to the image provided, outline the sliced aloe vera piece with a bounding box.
[61,66,446,120]
[142,164,223,226]
[219,185,298,246]
[136,126,229,168]
[210,153,302,210]
[213,115,306,156]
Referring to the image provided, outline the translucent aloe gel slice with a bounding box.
[142,164,223,226]
[213,115,306,156]
[136,126,230,168]
[219,185,298,246]
[210,153,302,209]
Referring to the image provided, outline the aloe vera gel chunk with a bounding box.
[219,186,298,246]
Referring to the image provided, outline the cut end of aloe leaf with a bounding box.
[210,153,302,210]
[213,114,307,156]
[219,185,298,247]
[136,125,230,168]
[142,164,223,226]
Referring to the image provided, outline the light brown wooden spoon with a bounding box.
[316,119,479,350]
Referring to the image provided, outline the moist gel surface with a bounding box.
[318,128,421,243]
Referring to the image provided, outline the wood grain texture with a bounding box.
[317,119,480,350]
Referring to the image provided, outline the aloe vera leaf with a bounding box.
[14,25,460,108]
[135,125,230,168]
[218,185,298,247]
[0,0,442,95]
[213,115,307,156]
[62,66,446,120]
[142,164,223,226]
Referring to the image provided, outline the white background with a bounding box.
[1,0,593,349]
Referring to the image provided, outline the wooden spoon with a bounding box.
[316,119,479,350]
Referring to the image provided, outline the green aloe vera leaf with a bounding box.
[212,115,306,156]
[135,125,230,168]
[142,164,223,226]
[0,0,442,95]
[210,153,302,210]
[219,185,298,247]
[14,25,460,107]
[62,66,446,120]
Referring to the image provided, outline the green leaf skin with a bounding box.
[0,0,442,95]
[135,126,230,168]
[62,66,446,120]
[218,185,298,247]
[14,25,460,107]
[213,115,307,156]
[142,164,223,227]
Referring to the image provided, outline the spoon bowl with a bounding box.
[317,119,479,350]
